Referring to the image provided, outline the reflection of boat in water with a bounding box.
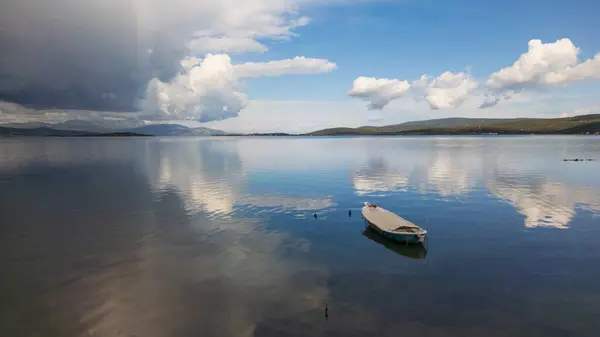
[362,227,428,259]
[361,202,427,244]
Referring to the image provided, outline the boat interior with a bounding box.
[391,226,424,233]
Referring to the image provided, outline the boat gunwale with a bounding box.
[365,219,428,236]
[361,202,427,236]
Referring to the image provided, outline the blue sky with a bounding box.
[195,0,600,132]
[1,0,599,132]
[242,0,600,100]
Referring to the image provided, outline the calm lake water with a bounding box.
[1,136,600,336]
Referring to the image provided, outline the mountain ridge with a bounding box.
[308,114,600,136]
[124,124,226,136]
[0,121,225,137]
[0,126,150,137]
[2,114,600,137]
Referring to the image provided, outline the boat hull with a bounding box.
[362,228,428,259]
[365,220,426,244]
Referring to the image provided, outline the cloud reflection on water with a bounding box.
[0,139,332,337]
[147,138,336,218]
[350,137,600,229]
[141,137,600,231]
[3,137,597,231]
[2,136,600,336]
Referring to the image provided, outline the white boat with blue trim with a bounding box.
[361,202,427,244]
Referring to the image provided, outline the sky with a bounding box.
[1,0,600,133]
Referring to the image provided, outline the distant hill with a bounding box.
[0,121,226,137]
[1,120,145,133]
[0,126,150,137]
[51,119,144,132]
[4,114,600,137]
[217,132,294,137]
[364,117,530,133]
[125,124,226,136]
[1,120,135,133]
[309,114,600,135]
[0,122,53,129]
[1,126,86,137]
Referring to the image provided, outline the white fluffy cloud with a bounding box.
[187,37,268,54]
[488,39,577,90]
[145,54,336,122]
[0,0,329,112]
[543,53,600,85]
[417,72,479,109]
[348,77,411,109]
[350,71,478,110]
[352,38,600,112]
[138,0,345,122]
[234,56,337,78]
[1,0,355,122]
[483,38,600,107]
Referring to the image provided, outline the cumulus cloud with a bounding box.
[543,53,600,85]
[483,38,600,107]
[187,37,268,55]
[351,38,600,112]
[0,0,329,114]
[488,39,579,90]
[350,71,478,110]
[144,54,336,122]
[348,77,411,110]
[234,57,337,78]
[420,71,479,109]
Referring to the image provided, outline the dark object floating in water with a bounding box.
[564,159,595,161]
[325,304,328,321]
[348,209,352,217]
[313,213,318,219]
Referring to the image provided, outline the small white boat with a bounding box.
[361,202,427,244]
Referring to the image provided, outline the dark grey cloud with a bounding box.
[0,0,334,123]
[0,0,186,112]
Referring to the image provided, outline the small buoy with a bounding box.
[348,210,352,217]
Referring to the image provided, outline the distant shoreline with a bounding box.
[1,113,599,137]
[0,128,152,138]
[215,132,600,137]
[3,133,599,138]
[52,132,152,137]
[306,114,600,136]
[220,114,600,136]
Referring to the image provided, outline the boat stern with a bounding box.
[391,232,427,244]
[367,221,427,244]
